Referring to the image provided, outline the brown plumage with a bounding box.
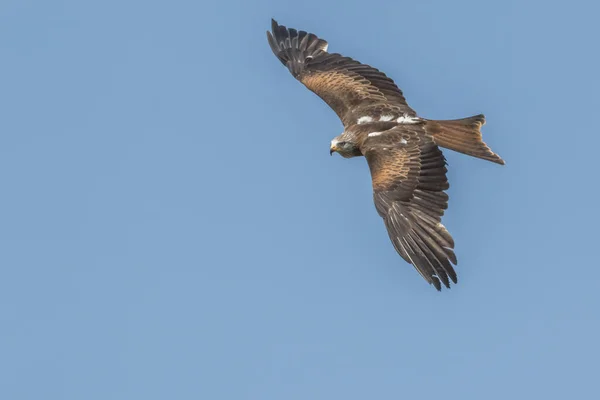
[363,127,456,290]
[267,19,504,290]
[267,20,416,126]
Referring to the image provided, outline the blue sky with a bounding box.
[1,0,599,399]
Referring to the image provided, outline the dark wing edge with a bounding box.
[266,19,329,77]
[363,128,457,291]
[266,19,416,127]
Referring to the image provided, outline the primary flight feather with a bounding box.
[267,19,504,291]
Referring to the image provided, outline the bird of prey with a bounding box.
[267,19,504,291]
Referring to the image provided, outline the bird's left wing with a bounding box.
[267,19,416,128]
[361,126,458,290]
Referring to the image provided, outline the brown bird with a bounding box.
[267,19,504,291]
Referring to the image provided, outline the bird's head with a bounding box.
[330,136,361,158]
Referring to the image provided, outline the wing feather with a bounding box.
[267,19,416,127]
[362,125,457,290]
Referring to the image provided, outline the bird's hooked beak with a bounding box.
[329,145,338,156]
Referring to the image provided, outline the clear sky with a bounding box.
[1,0,599,399]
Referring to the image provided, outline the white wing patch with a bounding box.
[397,115,420,124]
[359,115,419,124]
[368,132,408,145]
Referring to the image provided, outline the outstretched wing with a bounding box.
[267,19,416,128]
[361,126,457,290]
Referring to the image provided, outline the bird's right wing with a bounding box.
[267,19,416,128]
[361,125,458,291]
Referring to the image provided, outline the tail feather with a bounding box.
[425,114,505,165]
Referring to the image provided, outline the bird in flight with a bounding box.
[266,19,504,291]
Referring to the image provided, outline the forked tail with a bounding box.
[424,114,505,165]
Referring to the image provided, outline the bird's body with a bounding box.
[267,19,504,291]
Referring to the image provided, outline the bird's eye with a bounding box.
[337,141,347,147]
